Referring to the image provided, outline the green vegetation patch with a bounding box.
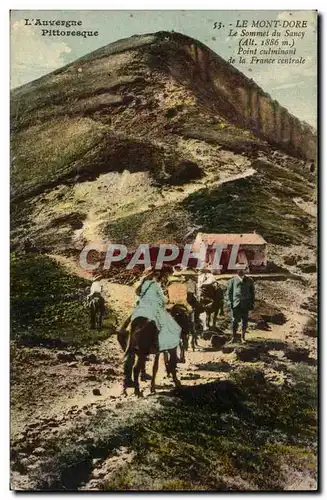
[103,159,313,248]
[10,253,116,346]
[11,117,105,199]
[104,206,191,247]
[181,170,311,245]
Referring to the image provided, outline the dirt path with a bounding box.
[55,161,256,250]
[11,273,317,491]
[11,321,296,439]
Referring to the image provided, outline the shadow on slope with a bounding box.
[181,167,312,245]
[14,364,317,491]
[104,161,313,249]
[11,127,203,202]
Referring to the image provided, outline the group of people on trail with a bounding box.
[86,266,255,361]
[166,266,254,340]
[86,265,255,390]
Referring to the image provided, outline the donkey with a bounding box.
[199,283,224,330]
[89,295,104,330]
[124,317,181,396]
[169,304,197,360]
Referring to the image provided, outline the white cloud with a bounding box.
[10,20,72,88]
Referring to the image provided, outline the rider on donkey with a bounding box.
[87,273,105,315]
[119,268,157,387]
[121,267,181,388]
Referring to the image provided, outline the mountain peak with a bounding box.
[12,30,315,164]
[10,29,316,256]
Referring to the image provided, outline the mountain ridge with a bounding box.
[10,31,316,254]
[11,31,316,146]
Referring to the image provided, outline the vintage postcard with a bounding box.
[10,10,318,491]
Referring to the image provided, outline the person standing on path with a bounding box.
[225,269,255,343]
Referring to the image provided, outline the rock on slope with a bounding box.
[10,31,316,255]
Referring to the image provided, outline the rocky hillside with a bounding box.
[10,31,316,256]
[10,31,318,492]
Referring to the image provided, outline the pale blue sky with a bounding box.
[10,10,317,126]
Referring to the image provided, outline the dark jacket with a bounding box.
[226,276,255,310]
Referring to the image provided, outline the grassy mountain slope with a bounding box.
[10,253,116,346]
[10,32,316,257]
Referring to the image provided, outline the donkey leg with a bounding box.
[90,309,95,330]
[182,331,189,360]
[163,351,170,377]
[98,311,103,330]
[169,349,181,389]
[212,310,218,328]
[123,351,135,394]
[184,332,189,352]
[218,299,224,317]
[133,355,143,397]
[206,311,211,330]
[191,333,196,351]
[179,339,186,364]
[151,354,160,393]
[140,357,151,381]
